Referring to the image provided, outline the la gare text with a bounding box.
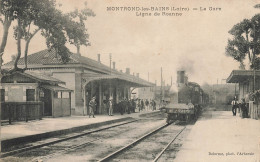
[107,7,221,12]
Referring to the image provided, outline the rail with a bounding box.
[152,126,186,162]
[1,119,139,157]
[98,123,169,162]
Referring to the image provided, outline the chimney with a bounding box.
[97,54,101,63]
[113,61,115,70]
[126,68,130,74]
[77,45,81,56]
[136,73,139,78]
[177,70,185,84]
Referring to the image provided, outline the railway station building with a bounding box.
[0,71,73,123]
[226,70,260,119]
[3,49,153,116]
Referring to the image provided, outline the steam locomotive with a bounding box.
[163,71,209,123]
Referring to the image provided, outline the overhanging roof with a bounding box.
[2,71,65,85]
[24,71,65,84]
[41,85,73,92]
[226,70,260,83]
[82,74,154,87]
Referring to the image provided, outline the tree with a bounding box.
[0,0,19,71]
[64,3,95,54]
[225,14,260,69]
[12,0,88,69]
[12,0,55,69]
[1,0,95,71]
[254,4,260,9]
[0,0,95,152]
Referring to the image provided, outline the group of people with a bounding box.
[231,97,248,118]
[88,96,158,118]
[88,96,114,118]
[116,98,136,115]
[136,99,157,112]
[115,98,157,115]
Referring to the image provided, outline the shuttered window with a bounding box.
[26,89,35,101]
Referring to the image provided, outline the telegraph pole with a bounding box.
[161,67,163,104]
[0,52,3,152]
[109,53,112,75]
[109,53,112,99]
[253,23,256,93]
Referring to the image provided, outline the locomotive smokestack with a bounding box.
[177,71,185,84]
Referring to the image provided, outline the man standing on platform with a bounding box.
[89,96,96,118]
[231,97,237,116]
[145,99,149,111]
[108,97,113,116]
[240,98,248,118]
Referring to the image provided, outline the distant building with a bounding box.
[137,70,188,102]
[211,84,237,105]
[137,86,155,100]
[136,85,171,101]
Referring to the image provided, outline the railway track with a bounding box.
[30,119,168,162]
[152,126,186,162]
[1,119,139,158]
[98,123,186,162]
[2,113,185,161]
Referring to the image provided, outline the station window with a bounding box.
[39,90,44,97]
[62,92,70,98]
[54,92,62,98]
[0,89,5,102]
[26,89,35,101]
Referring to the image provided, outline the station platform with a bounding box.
[1,110,161,151]
[175,110,260,162]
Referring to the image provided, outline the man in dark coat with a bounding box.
[131,99,136,113]
[240,99,248,118]
[141,99,144,111]
[89,96,96,118]
[127,99,131,114]
[145,99,149,111]
[118,101,124,115]
[120,98,128,115]
[152,100,156,111]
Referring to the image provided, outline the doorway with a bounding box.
[40,89,52,116]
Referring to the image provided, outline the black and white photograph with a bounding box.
[0,0,259,161]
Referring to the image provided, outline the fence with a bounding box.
[1,101,44,124]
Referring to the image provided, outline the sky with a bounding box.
[1,0,259,85]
